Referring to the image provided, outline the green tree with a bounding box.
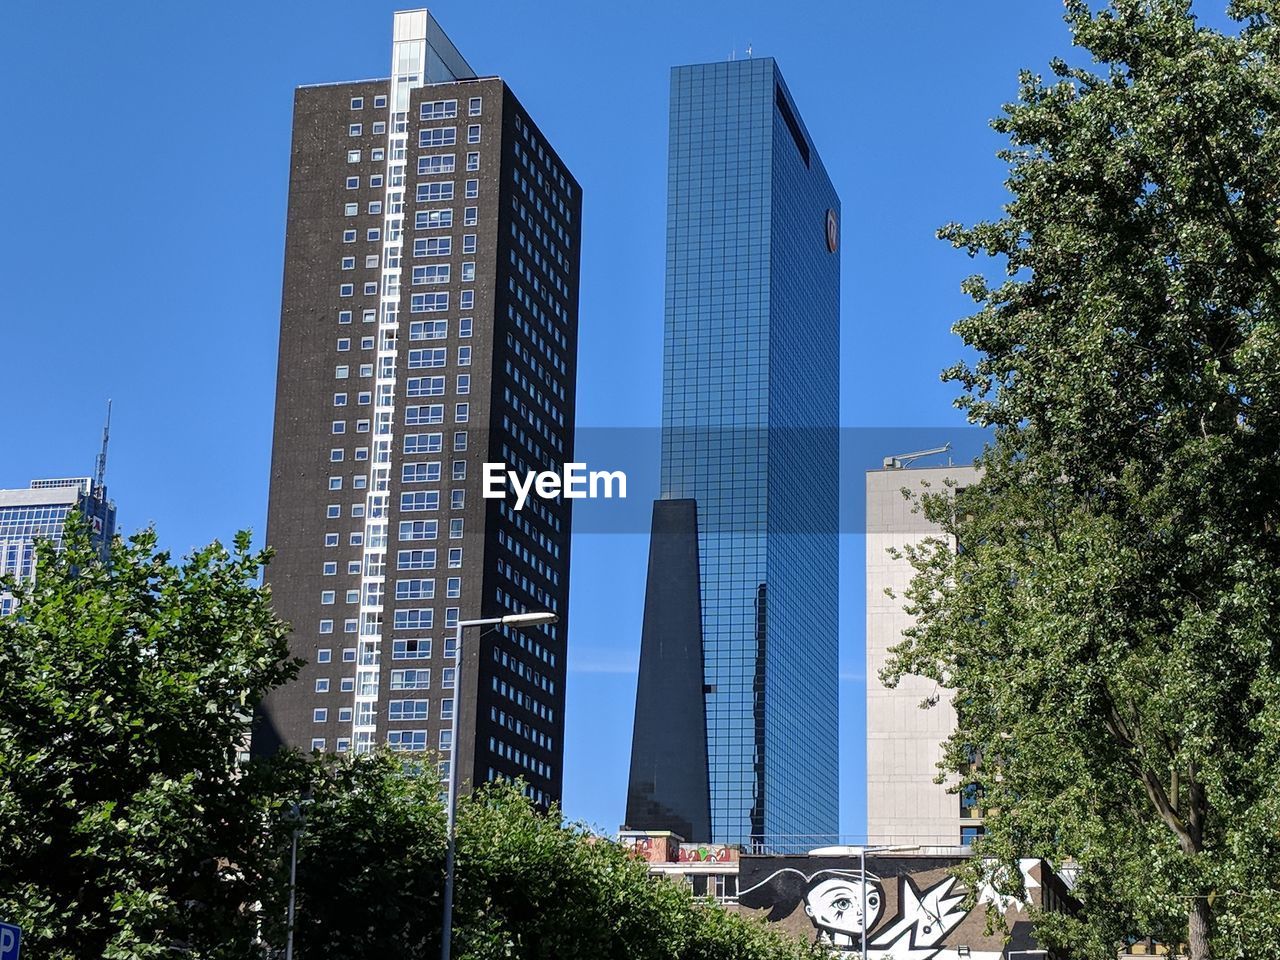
[883,3,1280,959]
[0,521,296,959]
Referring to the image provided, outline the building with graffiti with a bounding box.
[621,836,1077,959]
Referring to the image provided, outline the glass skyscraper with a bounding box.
[627,57,840,846]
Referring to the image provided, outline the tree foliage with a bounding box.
[883,2,1280,958]
[0,523,824,960]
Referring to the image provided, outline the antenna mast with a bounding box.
[94,400,112,497]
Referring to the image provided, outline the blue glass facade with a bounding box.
[659,59,840,844]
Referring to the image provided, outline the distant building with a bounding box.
[620,831,1075,958]
[865,460,981,847]
[253,9,581,811]
[0,476,117,615]
[625,55,841,848]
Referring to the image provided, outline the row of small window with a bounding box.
[318,614,460,637]
[491,672,555,723]
[418,125,481,148]
[348,121,386,137]
[415,208,479,230]
[349,95,388,111]
[402,433,469,455]
[406,346,472,367]
[410,236,477,257]
[399,488,466,510]
[387,729,452,753]
[410,291,476,313]
[420,97,482,119]
[390,667,456,689]
[494,644,554,694]
[344,174,385,191]
[490,705,553,753]
[513,113,572,199]
[398,518,465,541]
[319,576,461,604]
[336,312,474,339]
[407,263,478,284]
[401,460,468,483]
[413,181,480,202]
[418,153,481,175]
[346,147,386,164]
[332,406,469,436]
[334,336,376,350]
[323,548,463,575]
[488,736,552,780]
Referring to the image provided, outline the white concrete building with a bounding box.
[865,461,981,847]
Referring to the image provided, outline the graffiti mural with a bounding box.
[677,843,739,864]
[737,854,1065,959]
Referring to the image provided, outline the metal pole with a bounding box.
[440,618,464,960]
[286,826,299,960]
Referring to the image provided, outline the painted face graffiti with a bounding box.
[803,876,883,947]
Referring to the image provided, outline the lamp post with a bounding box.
[282,797,313,960]
[440,610,558,960]
[856,844,920,959]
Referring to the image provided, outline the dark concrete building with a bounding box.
[254,9,581,809]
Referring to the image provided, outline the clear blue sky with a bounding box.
[0,1,1235,836]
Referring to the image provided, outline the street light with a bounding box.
[440,610,558,960]
[848,844,920,959]
[282,796,313,960]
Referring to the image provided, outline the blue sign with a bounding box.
[0,921,20,959]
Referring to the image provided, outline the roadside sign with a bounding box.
[0,921,20,959]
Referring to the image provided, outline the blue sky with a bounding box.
[0,1,1235,836]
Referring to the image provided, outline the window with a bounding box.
[331,422,346,436]
[453,432,468,452]
[469,97,482,116]
[315,678,330,693]
[406,376,446,397]
[460,291,474,309]
[311,738,325,751]
[367,227,381,241]
[317,649,333,663]
[329,451,344,465]
[387,730,429,752]
[323,560,338,574]
[357,391,372,404]
[339,283,354,298]
[449,518,464,539]
[393,638,431,659]
[458,346,472,366]
[347,149,361,163]
[346,176,359,189]
[404,404,444,425]
[401,490,441,512]
[421,99,458,119]
[370,174,383,188]
[418,154,456,175]
[446,577,462,598]
[349,123,362,136]
[442,667,456,689]
[465,179,478,199]
[448,547,463,567]
[343,229,357,243]
[441,697,455,720]
[374,95,387,108]
[450,489,466,509]
[410,292,450,314]
[398,549,437,570]
[399,519,439,541]
[455,403,469,423]
[411,264,450,285]
[408,348,447,368]
[371,146,385,160]
[462,234,477,254]
[403,461,442,483]
[344,202,358,216]
[350,96,364,110]
[343,648,357,662]
[467,124,481,143]
[439,729,453,751]
[415,209,453,230]
[363,281,378,295]
[339,309,353,323]
[464,206,478,226]
[410,319,447,340]
[368,200,382,214]
[358,363,374,376]
[326,504,341,519]
[348,560,362,574]
[333,394,347,407]
[389,699,430,720]
[419,127,457,148]
[337,337,351,351]
[390,669,431,690]
[459,318,473,337]
[320,620,334,634]
[466,152,480,171]
[324,533,340,546]
[461,262,476,281]
[452,460,467,480]
[416,181,454,202]
[372,121,385,134]
[335,365,350,379]
[413,237,452,257]
[395,578,435,600]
